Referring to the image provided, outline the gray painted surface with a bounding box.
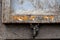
[2,0,60,23]
[1,0,60,39]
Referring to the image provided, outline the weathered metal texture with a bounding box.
[2,0,60,23]
[9,15,60,23]
[11,0,60,15]
[2,0,10,23]
[1,0,60,39]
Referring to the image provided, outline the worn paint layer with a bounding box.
[2,0,60,23]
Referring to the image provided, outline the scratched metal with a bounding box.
[2,0,60,23]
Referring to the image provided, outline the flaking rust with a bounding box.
[11,15,54,22]
[12,16,36,21]
[43,16,54,21]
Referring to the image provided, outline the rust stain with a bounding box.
[12,16,21,20]
[12,16,36,21]
[43,16,54,21]
[49,16,54,21]
[12,15,54,21]
[22,16,28,20]
[43,16,49,20]
[29,16,36,20]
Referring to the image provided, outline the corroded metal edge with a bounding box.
[11,15,60,23]
[2,15,60,23]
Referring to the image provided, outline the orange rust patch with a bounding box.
[22,16,28,20]
[29,16,36,20]
[43,16,49,20]
[49,16,54,21]
[12,16,36,21]
[12,16,28,21]
[43,16,54,21]
[12,16,19,20]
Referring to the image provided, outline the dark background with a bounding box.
[1,0,60,39]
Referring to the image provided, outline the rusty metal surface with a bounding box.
[1,0,60,39]
[2,0,60,23]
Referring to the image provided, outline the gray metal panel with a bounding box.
[2,0,60,23]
